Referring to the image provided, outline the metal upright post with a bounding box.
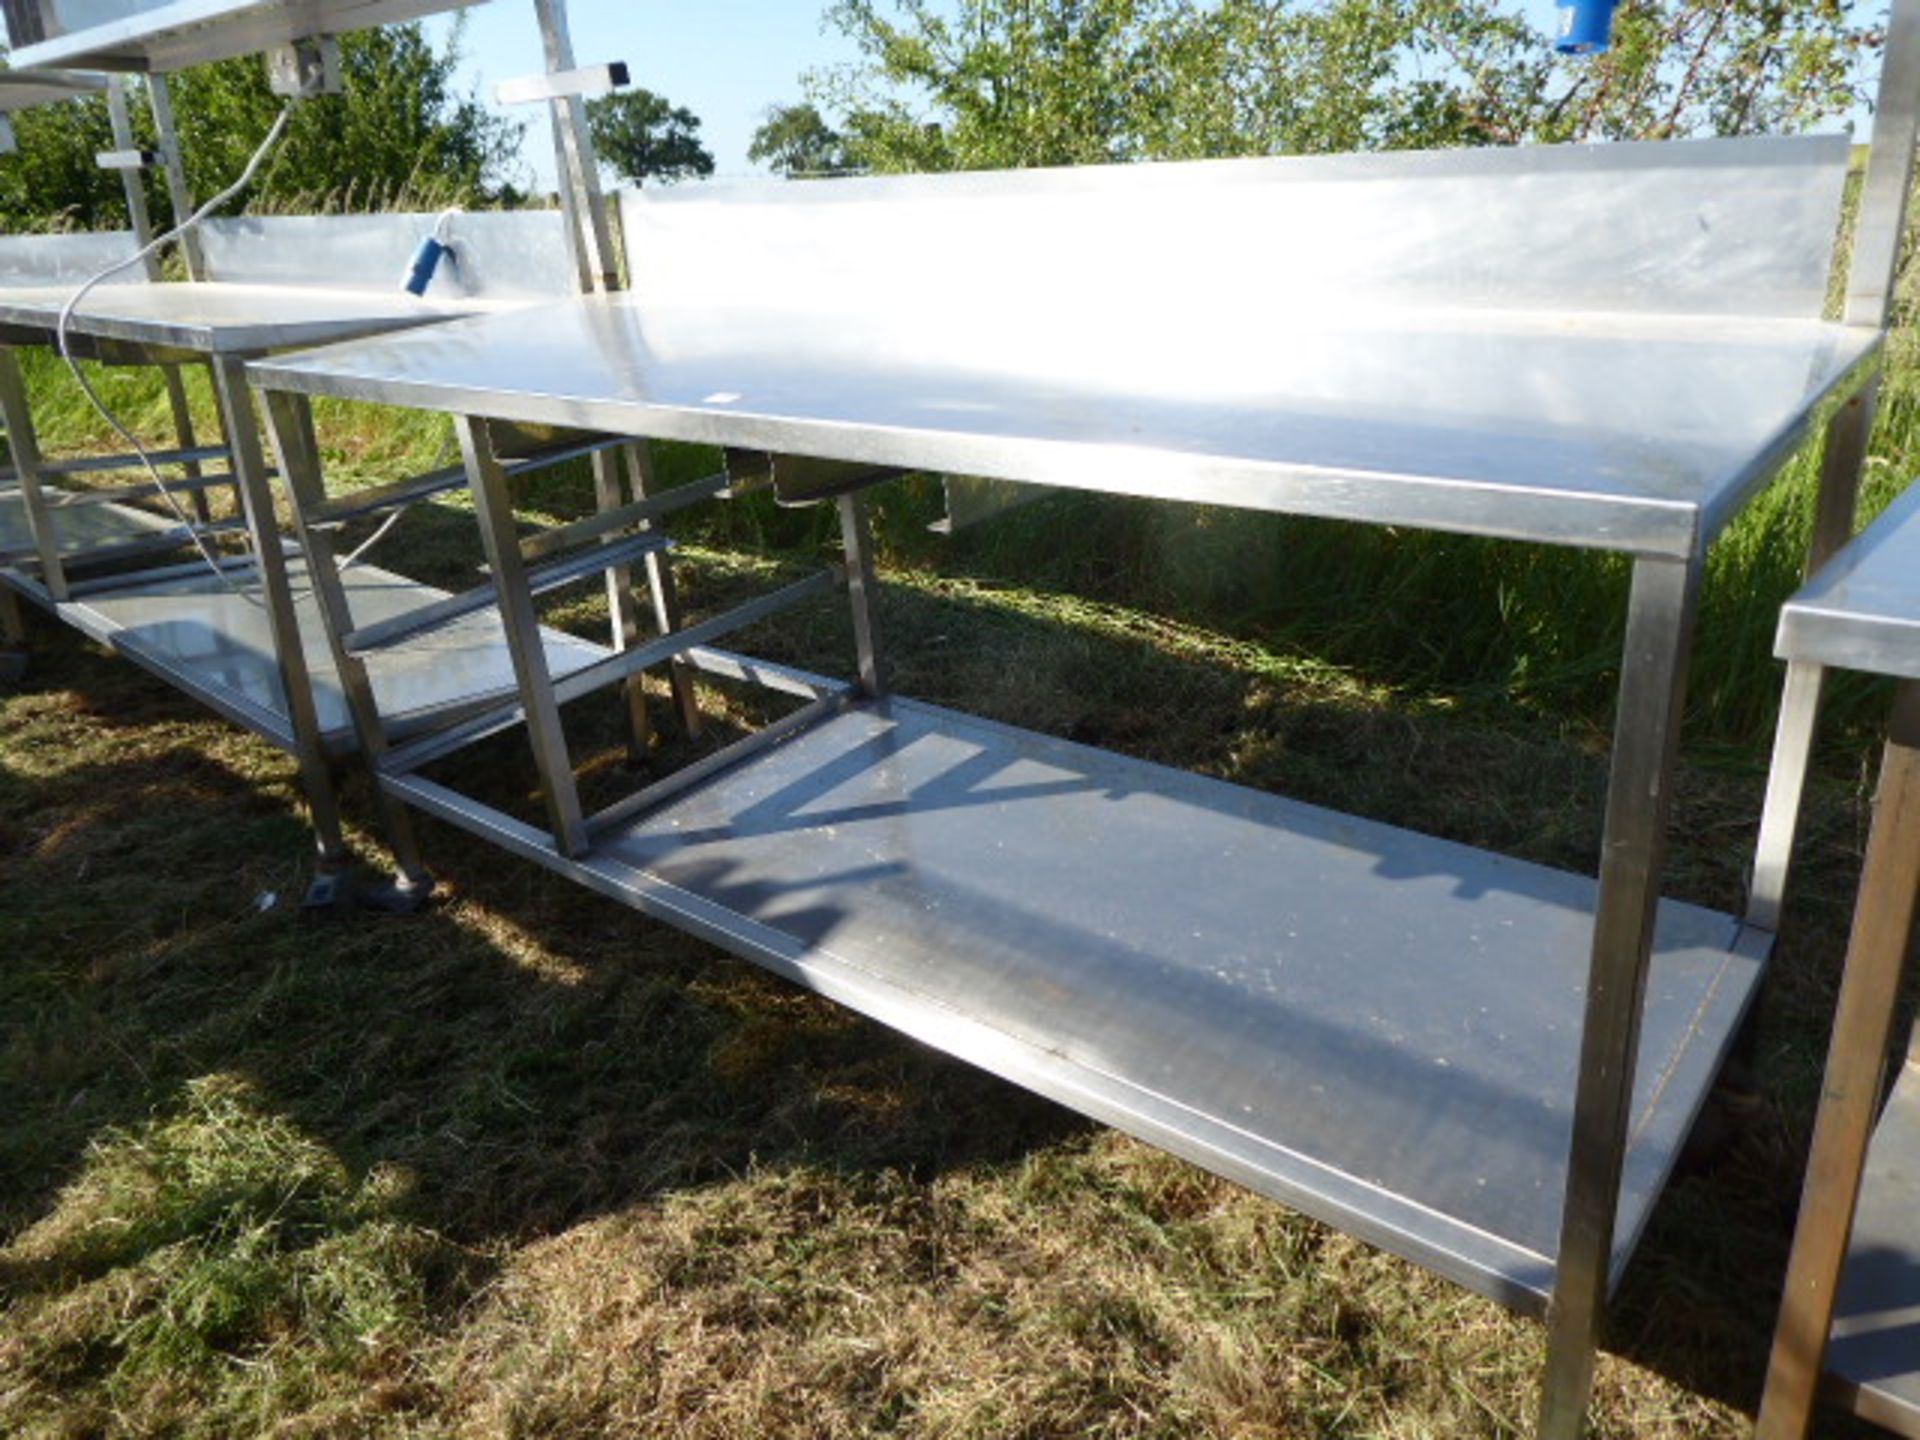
[530,0,703,742]
[531,0,618,295]
[0,347,70,601]
[208,356,348,871]
[1750,0,1920,928]
[1537,553,1702,1440]
[838,491,887,698]
[458,415,591,857]
[144,74,206,281]
[260,388,433,892]
[105,76,215,524]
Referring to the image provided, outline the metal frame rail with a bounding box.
[243,110,1912,1437]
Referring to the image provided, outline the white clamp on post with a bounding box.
[495,61,630,107]
[95,144,161,171]
[402,207,462,296]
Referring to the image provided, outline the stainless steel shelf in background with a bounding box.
[1825,1068,1920,1432]
[0,483,179,561]
[35,556,607,752]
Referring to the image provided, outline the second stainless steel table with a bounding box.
[1754,477,1920,1439]
[0,213,600,886]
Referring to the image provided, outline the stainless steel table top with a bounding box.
[0,280,496,356]
[1777,479,1920,678]
[250,294,1878,558]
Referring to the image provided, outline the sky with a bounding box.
[417,2,865,186]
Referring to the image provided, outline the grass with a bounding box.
[4,310,1919,1436]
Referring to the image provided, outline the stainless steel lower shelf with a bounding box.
[388,693,1763,1313]
[0,484,180,561]
[1826,1059,1920,1435]
[35,557,608,753]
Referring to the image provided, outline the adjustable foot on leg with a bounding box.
[302,860,352,913]
[355,869,437,915]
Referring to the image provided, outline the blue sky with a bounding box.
[420,0,1868,188]
[419,2,864,185]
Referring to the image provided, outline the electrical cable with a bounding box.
[55,101,298,602]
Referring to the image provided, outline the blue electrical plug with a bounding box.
[402,208,462,297]
[1555,0,1617,54]
[402,236,449,296]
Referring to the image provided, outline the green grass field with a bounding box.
[3,313,1917,1438]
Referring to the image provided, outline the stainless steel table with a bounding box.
[0,238,587,880]
[247,130,1893,1436]
[1754,479,1920,1439]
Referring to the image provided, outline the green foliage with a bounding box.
[163,23,521,215]
[0,23,519,234]
[749,101,856,176]
[1408,0,1877,145]
[586,87,716,187]
[808,0,1879,172]
[0,85,123,232]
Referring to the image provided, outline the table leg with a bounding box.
[158,363,214,526]
[458,416,590,857]
[209,357,349,872]
[1538,553,1702,1440]
[622,439,703,737]
[0,347,68,602]
[1754,679,1920,1439]
[588,443,655,762]
[1749,661,1829,933]
[260,388,432,894]
[838,490,886,699]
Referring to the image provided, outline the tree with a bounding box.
[586,89,715,187]
[163,22,521,213]
[0,85,120,232]
[749,101,855,176]
[805,0,1879,174]
[0,23,520,234]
